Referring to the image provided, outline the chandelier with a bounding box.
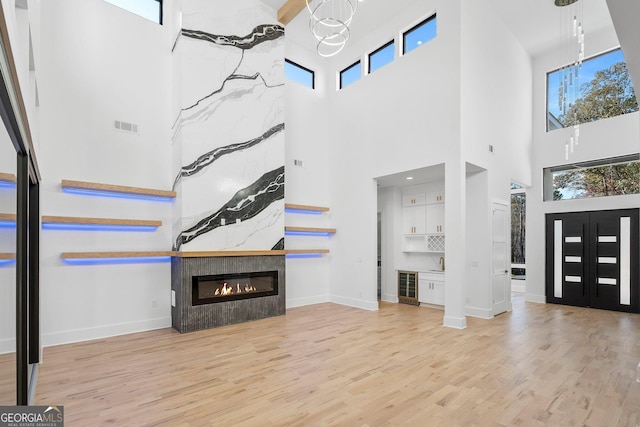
[555,0,585,160]
[306,0,359,57]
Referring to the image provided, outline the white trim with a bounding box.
[286,295,330,308]
[565,275,582,283]
[443,315,467,329]
[598,235,617,243]
[525,294,547,303]
[565,256,581,263]
[330,295,379,311]
[597,277,616,285]
[465,306,493,319]
[0,337,15,355]
[381,293,399,303]
[511,280,526,293]
[42,317,171,348]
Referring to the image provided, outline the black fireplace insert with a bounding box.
[192,270,278,305]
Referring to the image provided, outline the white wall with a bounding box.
[37,0,174,346]
[460,1,532,315]
[323,0,462,314]
[283,33,335,308]
[284,0,532,323]
[526,25,640,303]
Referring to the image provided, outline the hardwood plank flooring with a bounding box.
[32,296,640,426]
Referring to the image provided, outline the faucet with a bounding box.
[439,257,445,271]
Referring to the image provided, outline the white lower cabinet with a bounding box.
[418,272,445,306]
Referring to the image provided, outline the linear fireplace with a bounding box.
[192,271,278,305]
[172,255,285,333]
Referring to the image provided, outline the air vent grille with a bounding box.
[114,120,139,134]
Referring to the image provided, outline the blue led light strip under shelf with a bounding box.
[0,254,15,267]
[61,251,174,265]
[41,215,162,232]
[0,173,16,189]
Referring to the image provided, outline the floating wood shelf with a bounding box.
[42,215,162,227]
[285,226,336,234]
[0,172,16,184]
[0,213,16,222]
[61,251,175,260]
[61,179,176,199]
[0,253,15,260]
[284,203,330,212]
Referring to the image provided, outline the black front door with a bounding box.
[546,209,639,313]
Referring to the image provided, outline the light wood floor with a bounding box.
[30,296,640,426]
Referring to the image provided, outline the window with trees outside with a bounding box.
[546,48,638,131]
[511,184,526,283]
[543,154,640,201]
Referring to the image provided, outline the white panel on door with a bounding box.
[565,276,582,283]
[597,257,617,264]
[565,256,581,263]
[620,217,631,305]
[565,236,581,243]
[598,277,617,285]
[598,236,617,243]
[554,220,563,298]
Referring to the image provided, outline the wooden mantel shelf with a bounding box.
[61,179,176,199]
[42,215,162,227]
[0,172,16,184]
[285,203,330,212]
[61,249,330,260]
[0,253,15,260]
[285,226,336,234]
[178,249,329,257]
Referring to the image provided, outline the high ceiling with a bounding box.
[261,0,616,58]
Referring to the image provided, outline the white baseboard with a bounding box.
[330,295,379,311]
[525,294,546,304]
[381,293,398,303]
[511,282,526,293]
[465,306,493,319]
[443,315,467,329]
[286,295,330,308]
[42,317,171,348]
[0,338,15,355]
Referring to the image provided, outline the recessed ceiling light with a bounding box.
[406,176,414,180]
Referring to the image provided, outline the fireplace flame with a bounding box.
[210,282,257,297]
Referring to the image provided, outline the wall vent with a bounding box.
[294,159,304,166]
[488,144,494,153]
[114,120,139,134]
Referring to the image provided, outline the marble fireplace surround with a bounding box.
[171,253,285,333]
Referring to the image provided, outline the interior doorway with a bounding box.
[492,201,510,315]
